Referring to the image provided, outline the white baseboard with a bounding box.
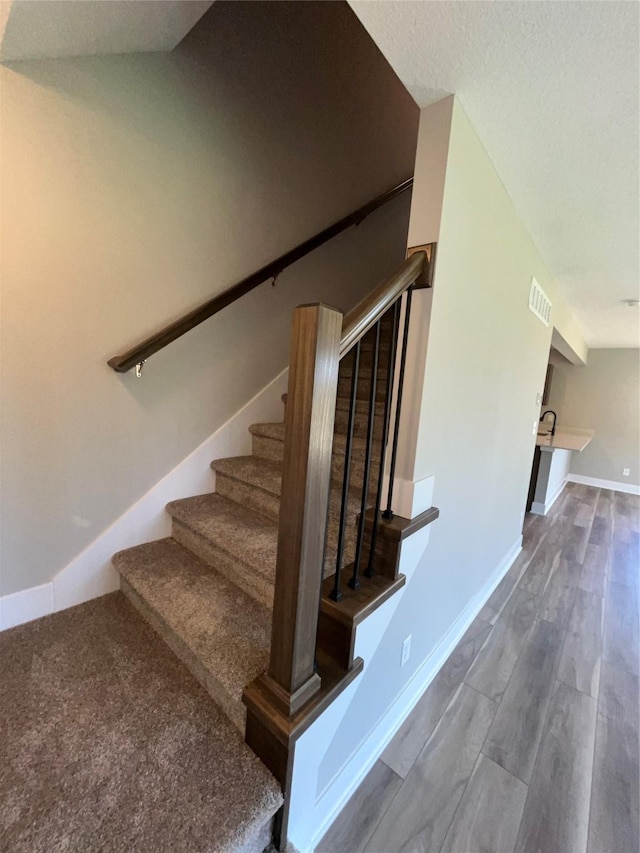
[299,535,523,853]
[567,473,640,496]
[530,477,567,516]
[0,583,55,633]
[0,369,289,632]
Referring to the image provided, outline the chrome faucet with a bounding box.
[540,410,557,436]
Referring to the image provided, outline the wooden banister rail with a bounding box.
[107,178,414,374]
[254,249,431,718]
[242,248,439,849]
[340,251,426,357]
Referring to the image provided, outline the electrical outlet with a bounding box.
[532,420,538,436]
[401,635,411,667]
[536,392,543,406]
[623,468,630,477]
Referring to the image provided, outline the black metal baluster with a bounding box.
[349,321,381,590]
[382,287,413,520]
[330,341,360,602]
[366,301,401,577]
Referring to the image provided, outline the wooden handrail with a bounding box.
[340,250,427,358]
[107,178,414,373]
[249,246,434,721]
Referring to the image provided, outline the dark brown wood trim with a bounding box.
[321,573,406,628]
[265,303,343,716]
[243,653,364,779]
[317,574,406,670]
[372,506,440,542]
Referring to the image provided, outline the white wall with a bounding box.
[285,96,588,852]
[548,347,640,487]
[0,1,419,597]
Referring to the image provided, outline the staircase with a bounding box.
[111,323,392,851]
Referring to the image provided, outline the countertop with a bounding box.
[536,426,594,452]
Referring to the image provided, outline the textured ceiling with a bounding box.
[0,0,214,61]
[350,1,640,348]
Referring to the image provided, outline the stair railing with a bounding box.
[261,247,433,719]
[107,178,413,375]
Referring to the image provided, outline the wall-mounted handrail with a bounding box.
[108,177,414,374]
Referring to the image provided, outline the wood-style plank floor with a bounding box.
[316,484,639,853]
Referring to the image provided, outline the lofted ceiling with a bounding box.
[0,0,214,60]
[350,0,640,348]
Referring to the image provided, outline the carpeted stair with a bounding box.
[111,322,392,851]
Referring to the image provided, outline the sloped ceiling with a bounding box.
[350,0,640,347]
[2,0,637,346]
[0,0,214,61]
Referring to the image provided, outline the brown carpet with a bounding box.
[0,593,281,853]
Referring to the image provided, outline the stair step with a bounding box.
[280,393,386,438]
[249,422,381,487]
[211,453,374,576]
[338,374,389,402]
[212,455,282,521]
[339,365,389,381]
[113,538,271,732]
[167,493,277,608]
[249,422,382,455]
[334,406,385,440]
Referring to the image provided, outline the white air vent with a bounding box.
[528,277,552,326]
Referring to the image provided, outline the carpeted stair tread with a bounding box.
[113,538,271,730]
[167,492,278,583]
[212,452,365,509]
[0,592,281,853]
[249,422,381,456]
[210,451,371,575]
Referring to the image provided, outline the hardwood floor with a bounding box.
[315,484,640,853]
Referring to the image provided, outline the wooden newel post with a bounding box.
[261,303,342,717]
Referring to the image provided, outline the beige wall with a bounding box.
[548,348,640,486]
[0,1,419,596]
[388,97,588,670]
[297,96,590,805]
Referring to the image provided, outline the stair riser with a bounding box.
[251,434,283,465]
[172,520,274,610]
[340,366,389,382]
[335,397,386,414]
[215,472,280,522]
[120,576,247,732]
[345,353,391,375]
[277,405,386,439]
